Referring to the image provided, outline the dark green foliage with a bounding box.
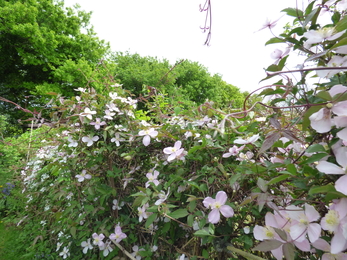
[0,0,110,131]
[112,52,246,108]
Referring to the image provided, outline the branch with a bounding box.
[225,244,268,260]
[110,240,136,260]
[266,66,347,77]
[199,0,212,46]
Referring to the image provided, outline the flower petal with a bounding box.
[305,203,320,222]
[335,175,347,195]
[337,128,347,142]
[143,135,150,146]
[290,223,306,241]
[203,197,215,209]
[316,161,345,175]
[331,230,347,254]
[208,209,221,224]
[307,223,321,243]
[333,101,347,116]
[215,191,227,205]
[219,205,234,218]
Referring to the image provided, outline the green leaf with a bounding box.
[208,223,215,235]
[304,1,315,15]
[286,164,297,175]
[229,172,241,187]
[167,209,189,219]
[303,8,318,28]
[202,249,209,258]
[265,37,286,45]
[306,144,326,153]
[332,11,341,25]
[194,229,210,237]
[70,226,76,239]
[282,8,304,18]
[317,90,332,101]
[174,107,181,115]
[161,222,171,234]
[277,55,288,71]
[268,174,291,185]
[308,184,336,195]
[301,153,328,165]
[188,200,197,213]
[331,37,347,50]
[335,15,347,32]
[187,214,194,227]
[266,64,281,72]
[145,213,158,228]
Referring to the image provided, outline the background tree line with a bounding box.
[0,0,246,137]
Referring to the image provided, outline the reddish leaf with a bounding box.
[283,243,295,260]
[253,240,283,251]
[269,117,281,130]
[259,131,281,154]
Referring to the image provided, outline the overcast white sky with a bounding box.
[63,0,306,92]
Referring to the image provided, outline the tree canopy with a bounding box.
[0,0,110,131]
[112,52,246,108]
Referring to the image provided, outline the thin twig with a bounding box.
[110,240,136,260]
[199,0,212,46]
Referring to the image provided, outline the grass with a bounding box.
[0,220,24,259]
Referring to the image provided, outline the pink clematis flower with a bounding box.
[111,133,125,147]
[312,238,347,260]
[309,108,333,133]
[270,46,291,65]
[138,203,151,222]
[155,188,170,205]
[92,233,105,248]
[90,118,106,130]
[222,145,245,158]
[109,225,127,243]
[145,170,160,188]
[82,135,99,146]
[81,238,93,254]
[67,136,78,147]
[163,141,186,162]
[80,107,97,120]
[256,16,283,32]
[286,203,321,243]
[303,28,346,46]
[104,109,116,120]
[75,170,92,182]
[138,128,158,146]
[203,191,234,224]
[320,198,347,254]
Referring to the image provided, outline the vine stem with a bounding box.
[225,245,267,260]
[110,241,136,260]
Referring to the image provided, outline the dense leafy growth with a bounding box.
[4,0,347,260]
[112,52,246,108]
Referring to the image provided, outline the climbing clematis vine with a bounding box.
[203,191,234,224]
